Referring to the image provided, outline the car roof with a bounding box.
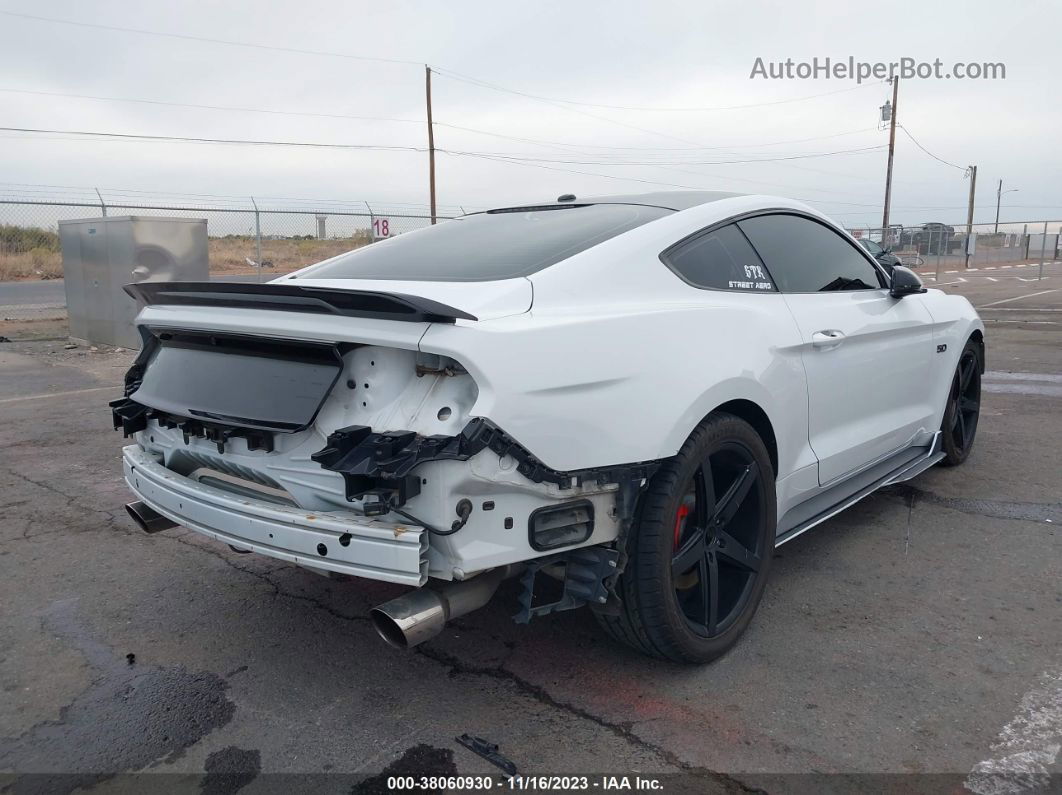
[487,190,746,213]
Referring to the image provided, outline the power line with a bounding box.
[0,126,428,152]
[0,181,472,212]
[0,126,885,166]
[431,66,885,112]
[898,125,967,172]
[0,85,881,156]
[1,11,884,114]
[441,145,888,167]
[0,10,893,159]
[0,10,421,66]
[0,87,423,126]
[436,121,881,153]
[434,69,875,152]
[442,150,887,208]
[0,127,890,206]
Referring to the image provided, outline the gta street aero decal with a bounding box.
[729,263,775,291]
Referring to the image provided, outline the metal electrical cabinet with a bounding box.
[58,216,208,349]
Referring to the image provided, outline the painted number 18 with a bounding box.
[372,218,391,238]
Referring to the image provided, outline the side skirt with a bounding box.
[774,432,944,547]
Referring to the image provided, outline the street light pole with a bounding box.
[995,179,1002,233]
[994,180,1018,233]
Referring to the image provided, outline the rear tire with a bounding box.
[940,340,982,466]
[595,412,775,663]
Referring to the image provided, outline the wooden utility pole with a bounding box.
[964,165,977,269]
[880,76,899,238]
[425,65,437,224]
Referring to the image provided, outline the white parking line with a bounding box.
[980,307,1061,312]
[946,270,958,274]
[0,385,117,405]
[978,289,1059,308]
[985,319,1060,325]
[986,277,998,282]
[984,371,1062,383]
[985,267,997,270]
[984,382,1062,396]
[965,668,1062,795]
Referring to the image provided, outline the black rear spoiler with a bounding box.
[124,281,478,324]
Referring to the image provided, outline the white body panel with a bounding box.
[782,289,937,484]
[119,192,984,582]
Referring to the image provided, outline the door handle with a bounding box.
[811,330,846,349]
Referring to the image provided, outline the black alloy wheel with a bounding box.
[595,413,776,663]
[941,340,982,466]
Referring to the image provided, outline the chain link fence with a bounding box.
[0,197,445,282]
[3,193,1059,292]
[845,220,1062,277]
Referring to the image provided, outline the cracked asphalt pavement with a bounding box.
[0,277,1059,792]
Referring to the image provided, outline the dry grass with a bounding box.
[0,248,63,280]
[0,235,372,281]
[209,236,368,274]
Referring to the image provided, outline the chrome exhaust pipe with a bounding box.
[125,501,178,534]
[370,567,510,649]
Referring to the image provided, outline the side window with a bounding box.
[662,223,776,292]
[737,214,885,293]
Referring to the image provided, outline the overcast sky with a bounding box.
[0,0,1058,228]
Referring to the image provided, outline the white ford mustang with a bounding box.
[113,191,984,663]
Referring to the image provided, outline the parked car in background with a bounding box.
[113,191,985,664]
[858,238,903,273]
[907,222,963,256]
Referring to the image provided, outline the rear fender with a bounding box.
[419,299,813,479]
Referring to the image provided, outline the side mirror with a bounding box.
[889,265,927,298]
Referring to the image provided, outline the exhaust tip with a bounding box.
[370,608,413,649]
[126,501,178,534]
[369,589,448,649]
[369,569,509,650]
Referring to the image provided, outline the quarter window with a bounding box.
[737,214,884,293]
[662,223,776,292]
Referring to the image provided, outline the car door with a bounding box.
[738,213,937,486]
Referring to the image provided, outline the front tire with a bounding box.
[940,340,982,466]
[596,413,776,663]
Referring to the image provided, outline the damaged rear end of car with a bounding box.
[111,276,647,648]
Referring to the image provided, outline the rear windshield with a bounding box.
[299,203,671,282]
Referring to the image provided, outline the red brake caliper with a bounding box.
[674,504,690,549]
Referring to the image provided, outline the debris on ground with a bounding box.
[456,734,517,775]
